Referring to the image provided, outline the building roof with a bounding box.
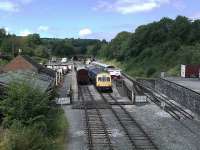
[0,71,54,92]
[3,55,56,77]
[21,55,56,77]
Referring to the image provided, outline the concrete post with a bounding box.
[58,71,61,83]
[131,89,135,104]
[69,85,73,104]
[60,71,61,82]
[56,72,58,86]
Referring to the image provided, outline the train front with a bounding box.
[96,72,112,92]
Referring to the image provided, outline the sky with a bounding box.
[0,0,200,41]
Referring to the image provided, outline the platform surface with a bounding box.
[164,77,200,93]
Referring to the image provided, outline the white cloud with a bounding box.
[0,1,19,12]
[88,32,118,41]
[116,2,159,14]
[190,13,200,20]
[94,0,171,14]
[19,29,32,36]
[38,26,49,32]
[79,28,93,37]
[0,0,34,12]
[5,27,10,34]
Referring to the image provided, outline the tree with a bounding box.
[171,16,191,42]
[34,45,49,58]
[51,40,75,56]
[25,34,42,48]
[109,31,132,59]
[96,16,200,77]
[188,19,200,43]
[0,80,50,127]
[0,28,7,49]
[0,38,13,53]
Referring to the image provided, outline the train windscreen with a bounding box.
[98,77,111,82]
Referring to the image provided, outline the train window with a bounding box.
[98,77,102,81]
[103,77,107,82]
[98,76,110,82]
[107,66,115,69]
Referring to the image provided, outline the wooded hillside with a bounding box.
[0,30,102,63]
[97,16,200,77]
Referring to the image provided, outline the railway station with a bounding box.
[58,59,200,150]
[0,55,200,150]
[1,1,200,149]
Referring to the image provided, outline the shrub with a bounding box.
[4,121,54,150]
[0,80,68,150]
[0,80,50,128]
[146,67,157,77]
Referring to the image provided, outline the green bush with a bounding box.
[0,80,68,150]
[4,121,54,150]
[0,81,50,128]
[167,65,180,76]
[146,68,157,77]
[0,60,8,66]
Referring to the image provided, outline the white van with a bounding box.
[61,58,67,63]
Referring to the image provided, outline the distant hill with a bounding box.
[0,29,103,64]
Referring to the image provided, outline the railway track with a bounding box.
[79,85,114,150]
[100,93,158,150]
[120,74,193,120]
[79,84,158,149]
[145,91,193,120]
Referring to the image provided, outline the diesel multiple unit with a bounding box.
[88,67,112,91]
[91,61,121,79]
[76,65,112,92]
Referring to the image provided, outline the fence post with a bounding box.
[132,83,136,104]
[56,72,58,86]
[69,84,73,104]
[131,89,135,104]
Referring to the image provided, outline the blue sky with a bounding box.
[0,0,200,41]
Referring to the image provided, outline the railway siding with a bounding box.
[122,72,195,120]
[66,63,200,150]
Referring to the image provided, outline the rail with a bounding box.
[122,72,194,120]
[100,93,158,150]
[79,85,113,150]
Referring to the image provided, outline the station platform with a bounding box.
[163,77,200,93]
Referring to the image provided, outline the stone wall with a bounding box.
[137,79,155,90]
[155,78,200,116]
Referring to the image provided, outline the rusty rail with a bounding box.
[100,93,158,150]
[79,85,114,150]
